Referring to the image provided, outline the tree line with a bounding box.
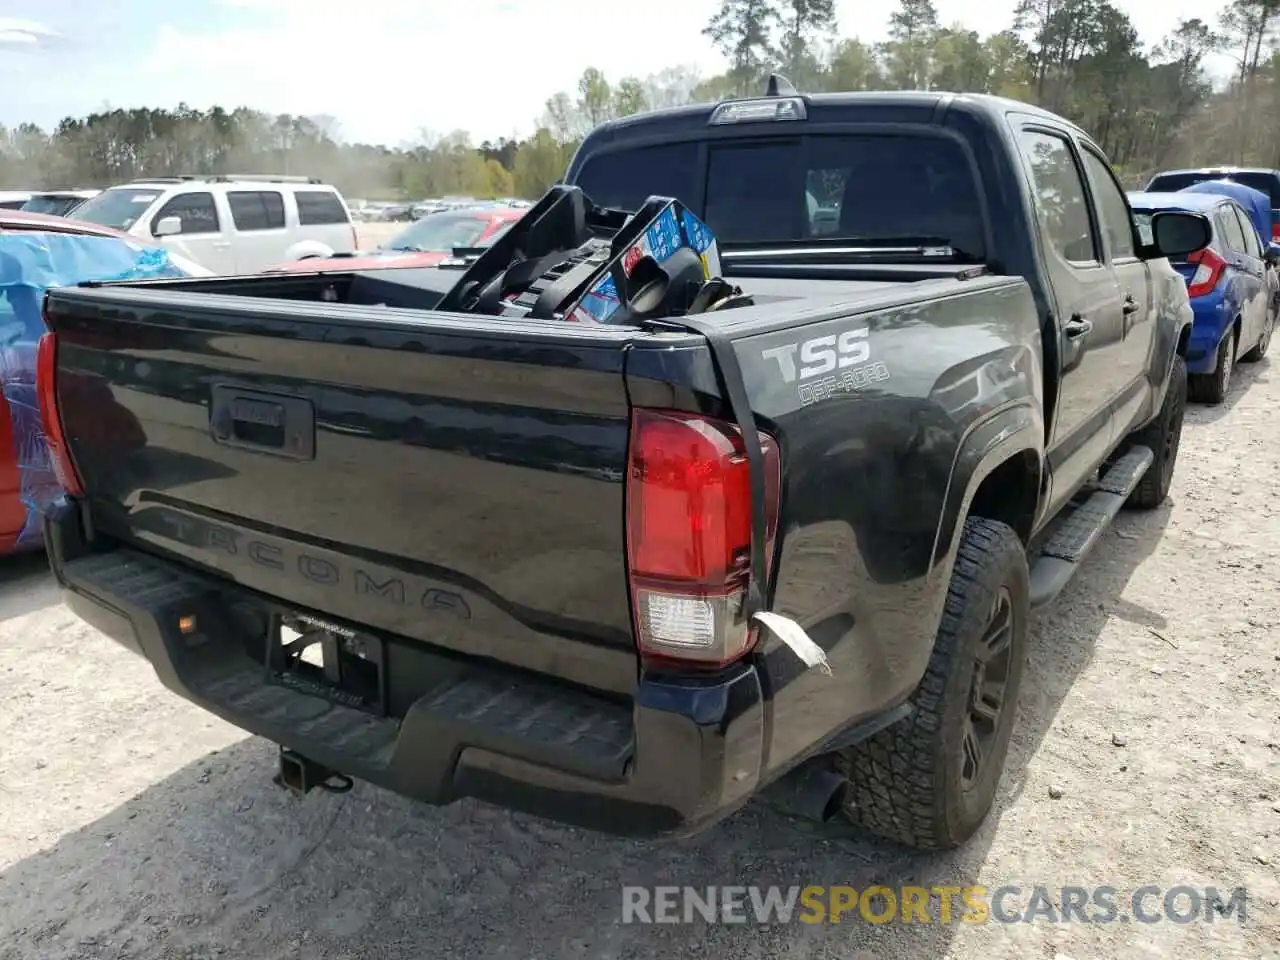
[1,0,1278,201]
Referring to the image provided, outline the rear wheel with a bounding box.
[835,517,1028,850]
[1124,355,1187,510]
[1189,330,1235,404]
[1241,312,1273,362]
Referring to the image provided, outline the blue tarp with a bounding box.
[0,232,191,550]
[1179,179,1273,247]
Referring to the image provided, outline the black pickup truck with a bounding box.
[38,86,1210,851]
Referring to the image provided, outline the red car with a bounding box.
[1,210,208,555]
[268,207,525,273]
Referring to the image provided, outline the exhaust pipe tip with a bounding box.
[819,777,850,823]
[760,758,850,824]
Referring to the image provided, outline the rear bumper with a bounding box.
[43,501,766,838]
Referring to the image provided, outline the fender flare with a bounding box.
[931,401,1044,569]
[1143,316,1192,427]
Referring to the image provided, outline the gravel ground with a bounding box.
[354,222,404,248]
[1,358,1279,960]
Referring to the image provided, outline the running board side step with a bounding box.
[1028,445,1153,608]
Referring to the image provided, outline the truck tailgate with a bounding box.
[45,289,639,695]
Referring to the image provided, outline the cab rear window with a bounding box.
[572,133,985,258]
[574,143,702,215]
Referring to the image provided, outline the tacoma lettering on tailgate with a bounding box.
[148,507,472,619]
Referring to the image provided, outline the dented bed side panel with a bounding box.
[625,274,1043,774]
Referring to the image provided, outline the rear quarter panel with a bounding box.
[626,275,1043,775]
[1186,282,1237,374]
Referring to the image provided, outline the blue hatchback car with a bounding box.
[1128,190,1278,404]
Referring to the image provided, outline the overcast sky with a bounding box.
[0,0,1236,146]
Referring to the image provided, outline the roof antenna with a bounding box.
[766,74,798,96]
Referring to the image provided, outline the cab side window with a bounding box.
[1080,148,1136,260]
[1017,129,1098,265]
[152,192,220,235]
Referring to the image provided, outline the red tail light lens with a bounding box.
[625,408,780,668]
[1185,247,1227,298]
[1271,221,1279,242]
[36,332,84,497]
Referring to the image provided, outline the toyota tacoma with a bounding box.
[37,85,1209,850]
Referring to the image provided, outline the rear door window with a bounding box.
[1217,207,1248,254]
[1079,147,1136,260]
[295,190,350,225]
[228,191,286,231]
[1231,205,1264,258]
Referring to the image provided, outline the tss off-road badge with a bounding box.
[761,326,891,406]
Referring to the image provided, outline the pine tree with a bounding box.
[885,0,941,89]
[777,0,837,85]
[704,0,782,94]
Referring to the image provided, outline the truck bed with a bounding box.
[41,265,1041,836]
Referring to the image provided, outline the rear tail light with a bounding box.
[36,331,84,497]
[625,408,781,669]
[1185,247,1227,298]
[1272,221,1279,242]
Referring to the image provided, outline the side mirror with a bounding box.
[154,216,182,237]
[1266,241,1280,265]
[1141,210,1212,261]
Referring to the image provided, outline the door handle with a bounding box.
[1064,315,1094,340]
[1122,295,1139,315]
[212,241,232,249]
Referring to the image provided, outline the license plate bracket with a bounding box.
[264,612,387,716]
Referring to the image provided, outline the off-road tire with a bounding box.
[1123,355,1187,511]
[1240,312,1273,362]
[1189,330,1235,404]
[834,517,1028,851]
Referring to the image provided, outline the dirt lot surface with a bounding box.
[2,359,1279,959]
[355,222,406,248]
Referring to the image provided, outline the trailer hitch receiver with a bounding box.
[275,747,354,796]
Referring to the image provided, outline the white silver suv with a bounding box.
[70,175,358,274]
